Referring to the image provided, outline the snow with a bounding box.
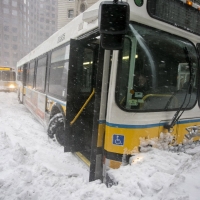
[0,92,200,200]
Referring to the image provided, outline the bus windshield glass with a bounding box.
[116,22,198,111]
[1,71,16,81]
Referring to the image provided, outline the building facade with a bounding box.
[57,0,98,30]
[0,0,58,69]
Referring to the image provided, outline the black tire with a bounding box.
[47,113,65,146]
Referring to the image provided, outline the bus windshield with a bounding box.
[116,22,198,111]
[1,71,16,81]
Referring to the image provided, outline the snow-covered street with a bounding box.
[0,92,200,200]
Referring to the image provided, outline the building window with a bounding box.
[12,10,18,16]
[80,3,86,13]
[13,52,17,57]
[13,45,17,50]
[4,26,9,32]
[4,35,9,40]
[4,52,10,57]
[12,1,17,7]
[68,10,74,18]
[4,61,10,66]
[13,36,17,41]
[3,0,9,5]
[12,27,17,32]
[3,8,9,14]
[4,43,9,49]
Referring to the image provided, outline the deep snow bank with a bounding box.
[0,92,200,200]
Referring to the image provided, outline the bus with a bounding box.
[0,66,17,92]
[17,0,200,184]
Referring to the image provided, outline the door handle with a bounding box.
[70,88,95,126]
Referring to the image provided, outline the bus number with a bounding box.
[57,33,65,43]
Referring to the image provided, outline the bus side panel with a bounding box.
[24,87,46,126]
[104,125,159,154]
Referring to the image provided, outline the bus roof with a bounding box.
[17,0,200,67]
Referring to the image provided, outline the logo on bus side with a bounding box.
[112,134,124,146]
[57,33,65,43]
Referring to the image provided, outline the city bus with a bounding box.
[0,66,17,92]
[16,0,200,183]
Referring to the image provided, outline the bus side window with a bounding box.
[36,56,47,92]
[27,61,35,89]
[49,45,69,99]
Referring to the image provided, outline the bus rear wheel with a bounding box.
[47,113,65,146]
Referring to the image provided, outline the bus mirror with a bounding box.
[98,1,130,50]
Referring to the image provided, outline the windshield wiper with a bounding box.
[164,47,194,131]
[165,89,180,110]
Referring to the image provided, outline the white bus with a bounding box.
[17,0,200,183]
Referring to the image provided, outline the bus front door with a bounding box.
[65,38,100,167]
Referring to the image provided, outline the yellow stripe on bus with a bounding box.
[104,122,200,154]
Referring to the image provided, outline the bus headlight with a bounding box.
[9,84,16,89]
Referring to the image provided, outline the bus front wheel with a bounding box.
[47,113,65,146]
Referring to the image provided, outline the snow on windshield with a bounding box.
[0,92,200,200]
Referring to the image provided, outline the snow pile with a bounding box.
[139,131,200,153]
[0,92,200,200]
[109,148,200,200]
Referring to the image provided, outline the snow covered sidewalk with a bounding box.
[0,92,200,200]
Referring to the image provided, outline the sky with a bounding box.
[0,92,200,200]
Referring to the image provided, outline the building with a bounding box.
[0,0,58,69]
[57,0,98,30]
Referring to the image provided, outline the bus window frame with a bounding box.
[26,60,36,89]
[35,54,48,93]
[47,42,70,101]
